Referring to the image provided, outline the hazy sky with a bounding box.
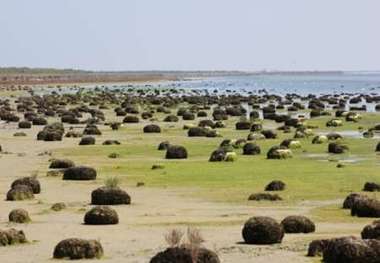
[1,0,379,71]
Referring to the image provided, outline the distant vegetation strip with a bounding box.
[0,67,344,86]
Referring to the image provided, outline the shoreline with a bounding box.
[2,69,374,87]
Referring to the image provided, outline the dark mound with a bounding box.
[267,146,292,159]
[312,135,327,144]
[346,112,361,121]
[209,148,227,162]
[115,108,126,116]
[110,122,121,130]
[197,111,208,117]
[335,110,347,117]
[91,186,131,205]
[141,112,153,119]
[242,143,261,155]
[79,136,96,145]
[281,215,315,233]
[328,142,348,154]
[166,145,188,159]
[233,138,246,148]
[247,132,265,141]
[235,121,251,130]
[182,112,195,120]
[361,220,380,239]
[8,209,31,223]
[0,229,27,246]
[177,107,187,116]
[219,140,235,149]
[327,132,343,140]
[13,132,27,137]
[265,180,286,191]
[164,115,179,122]
[150,247,220,263]
[242,216,284,244]
[323,236,380,263]
[37,130,62,141]
[250,111,260,120]
[158,141,170,151]
[18,121,32,129]
[194,247,220,263]
[351,198,380,217]
[363,130,374,138]
[83,124,102,135]
[49,159,75,169]
[248,193,282,201]
[261,129,277,139]
[63,166,97,181]
[61,114,79,124]
[188,127,207,137]
[212,108,228,121]
[213,121,225,128]
[37,122,64,141]
[108,152,120,159]
[53,238,104,259]
[250,123,262,132]
[285,118,300,127]
[280,139,301,149]
[32,117,48,125]
[65,131,82,138]
[11,177,40,194]
[307,239,329,257]
[343,193,367,209]
[51,202,67,211]
[102,140,121,145]
[326,119,342,127]
[6,185,34,201]
[144,124,161,133]
[123,115,139,123]
[151,164,165,170]
[363,182,380,192]
[198,119,215,128]
[84,206,119,225]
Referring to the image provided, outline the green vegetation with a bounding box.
[0,90,28,97]
[0,67,89,75]
[56,111,380,223]
[104,176,121,188]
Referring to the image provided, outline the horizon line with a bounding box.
[1,67,380,74]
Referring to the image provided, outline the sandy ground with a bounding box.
[0,123,364,263]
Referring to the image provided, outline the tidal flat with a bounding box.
[1,81,380,262]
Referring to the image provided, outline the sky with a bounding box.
[0,0,379,71]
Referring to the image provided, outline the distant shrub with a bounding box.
[108,152,120,159]
[104,176,120,188]
[165,229,184,247]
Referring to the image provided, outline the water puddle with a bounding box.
[303,153,367,163]
[318,130,380,139]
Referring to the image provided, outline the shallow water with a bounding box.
[175,72,380,96]
[318,131,380,139]
[303,153,367,164]
[33,72,380,96]
[32,73,380,114]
